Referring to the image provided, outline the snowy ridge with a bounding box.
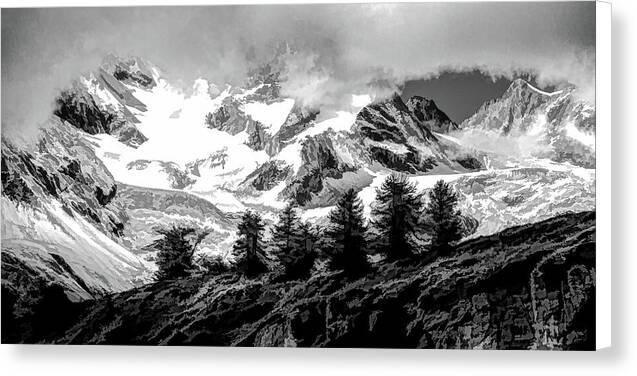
[459,78,595,168]
[2,198,152,287]
[526,81,564,97]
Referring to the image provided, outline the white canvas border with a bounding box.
[595,0,612,350]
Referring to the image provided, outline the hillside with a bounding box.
[6,211,594,349]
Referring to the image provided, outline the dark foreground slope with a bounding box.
[15,211,595,349]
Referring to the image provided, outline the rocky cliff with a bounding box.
[407,96,459,133]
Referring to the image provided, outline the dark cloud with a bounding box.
[1,3,595,141]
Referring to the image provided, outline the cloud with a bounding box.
[1,3,595,142]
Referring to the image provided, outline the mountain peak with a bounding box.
[407,96,438,111]
[364,92,410,113]
[505,78,532,93]
[101,53,158,89]
[506,78,564,97]
[406,95,458,133]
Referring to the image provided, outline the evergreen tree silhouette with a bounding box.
[424,180,463,253]
[370,174,424,260]
[153,225,209,281]
[233,210,269,277]
[296,221,319,277]
[324,189,369,276]
[271,204,317,279]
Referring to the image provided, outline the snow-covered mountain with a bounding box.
[1,119,152,301]
[1,55,596,300]
[75,56,484,214]
[60,56,595,223]
[458,78,595,168]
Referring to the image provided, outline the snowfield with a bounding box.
[241,98,295,135]
[85,71,370,212]
[1,197,153,299]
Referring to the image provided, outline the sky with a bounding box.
[400,72,514,124]
[1,2,596,140]
[400,71,559,123]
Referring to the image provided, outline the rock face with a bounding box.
[352,94,459,173]
[101,54,157,90]
[2,119,127,240]
[242,161,292,191]
[206,96,319,156]
[407,96,459,133]
[460,79,595,168]
[283,132,361,207]
[266,105,320,155]
[55,85,147,148]
[20,212,594,349]
[53,54,159,148]
[355,94,438,145]
[205,98,255,135]
[126,160,194,190]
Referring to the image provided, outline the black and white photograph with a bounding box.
[0,0,608,353]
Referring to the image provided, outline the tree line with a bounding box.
[153,175,465,281]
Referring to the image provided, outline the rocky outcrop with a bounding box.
[244,63,282,101]
[125,160,194,189]
[407,96,459,133]
[261,105,320,156]
[278,106,319,141]
[204,97,276,152]
[52,54,164,148]
[101,54,157,90]
[355,93,438,145]
[242,161,292,191]
[31,212,594,349]
[2,119,128,238]
[55,76,148,148]
[369,145,436,173]
[205,98,252,135]
[284,132,359,206]
[55,87,116,135]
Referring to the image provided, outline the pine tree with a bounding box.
[271,205,303,264]
[370,174,424,260]
[424,180,463,253]
[153,225,209,281]
[233,210,269,277]
[271,205,316,279]
[324,189,369,276]
[295,221,319,278]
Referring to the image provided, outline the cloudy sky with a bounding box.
[1,2,595,139]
